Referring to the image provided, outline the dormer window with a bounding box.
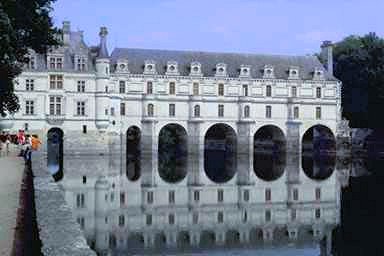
[288,66,299,79]
[48,55,63,70]
[76,56,87,71]
[166,61,179,75]
[27,55,36,70]
[215,63,227,77]
[313,68,324,80]
[144,60,156,74]
[190,62,202,76]
[240,65,251,77]
[263,65,274,78]
[116,59,129,73]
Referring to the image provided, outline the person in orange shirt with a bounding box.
[31,135,42,151]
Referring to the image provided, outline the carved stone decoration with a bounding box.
[313,67,325,80]
[239,64,251,78]
[288,66,299,79]
[337,118,351,137]
[263,65,274,79]
[166,60,179,75]
[116,58,129,73]
[144,60,157,75]
[190,61,202,76]
[215,63,227,77]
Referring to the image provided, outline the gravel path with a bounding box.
[0,145,24,255]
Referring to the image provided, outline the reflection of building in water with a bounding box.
[59,155,340,255]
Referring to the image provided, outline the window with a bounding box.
[76,193,85,208]
[77,217,85,229]
[120,192,125,206]
[49,75,63,89]
[266,105,272,118]
[291,209,297,221]
[25,101,34,115]
[26,79,34,91]
[24,123,29,131]
[76,56,86,71]
[168,213,175,225]
[49,96,62,115]
[146,214,152,226]
[105,86,108,93]
[82,125,87,134]
[266,85,272,97]
[105,217,108,224]
[316,87,322,98]
[193,82,199,95]
[169,190,175,204]
[147,81,153,94]
[265,188,271,202]
[316,107,321,119]
[293,106,299,119]
[76,101,86,116]
[265,210,271,222]
[28,56,36,69]
[147,191,153,204]
[169,103,175,117]
[243,189,249,202]
[218,83,224,96]
[193,212,199,224]
[194,105,200,117]
[110,193,114,202]
[77,81,85,92]
[49,56,63,69]
[169,82,176,95]
[119,81,126,94]
[218,211,224,223]
[243,84,248,96]
[315,208,321,219]
[315,188,321,200]
[218,189,224,202]
[194,190,200,202]
[118,103,125,116]
[244,105,250,118]
[291,86,297,97]
[105,108,108,116]
[118,215,125,227]
[110,107,115,116]
[147,104,154,117]
[218,104,224,117]
[242,211,248,223]
[293,188,299,201]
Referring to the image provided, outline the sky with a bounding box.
[52,0,384,56]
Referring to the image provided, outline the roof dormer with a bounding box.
[288,66,299,79]
[215,63,227,77]
[144,60,157,75]
[165,61,179,76]
[263,65,274,79]
[190,61,202,76]
[313,67,324,80]
[239,65,251,78]
[116,59,129,73]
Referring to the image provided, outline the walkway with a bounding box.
[0,145,24,255]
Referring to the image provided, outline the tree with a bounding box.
[329,33,384,128]
[0,0,59,116]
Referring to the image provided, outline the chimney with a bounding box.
[62,21,70,45]
[321,40,333,76]
[98,26,109,58]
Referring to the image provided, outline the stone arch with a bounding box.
[225,229,240,245]
[47,127,64,181]
[177,231,190,248]
[302,125,336,180]
[126,126,141,181]
[204,123,237,183]
[158,123,188,183]
[127,233,144,249]
[249,228,264,244]
[154,232,166,248]
[200,230,215,247]
[253,125,286,181]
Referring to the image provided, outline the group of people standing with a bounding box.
[0,130,41,161]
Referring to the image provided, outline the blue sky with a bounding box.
[52,0,384,55]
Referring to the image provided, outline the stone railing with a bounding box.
[31,152,96,256]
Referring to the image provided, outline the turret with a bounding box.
[95,26,111,131]
[62,21,71,45]
[321,40,333,76]
[94,176,110,253]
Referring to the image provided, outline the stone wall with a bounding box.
[31,152,96,256]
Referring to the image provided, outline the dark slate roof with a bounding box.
[111,48,337,80]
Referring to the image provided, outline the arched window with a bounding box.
[147,104,154,117]
[194,105,200,117]
[244,105,250,118]
[266,85,272,97]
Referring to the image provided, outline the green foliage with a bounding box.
[0,0,59,116]
[331,33,384,127]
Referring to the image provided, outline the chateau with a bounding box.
[2,21,347,252]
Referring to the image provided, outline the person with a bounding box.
[5,134,11,156]
[17,130,25,156]
[31,135,41,151]
[23,135,32,162]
